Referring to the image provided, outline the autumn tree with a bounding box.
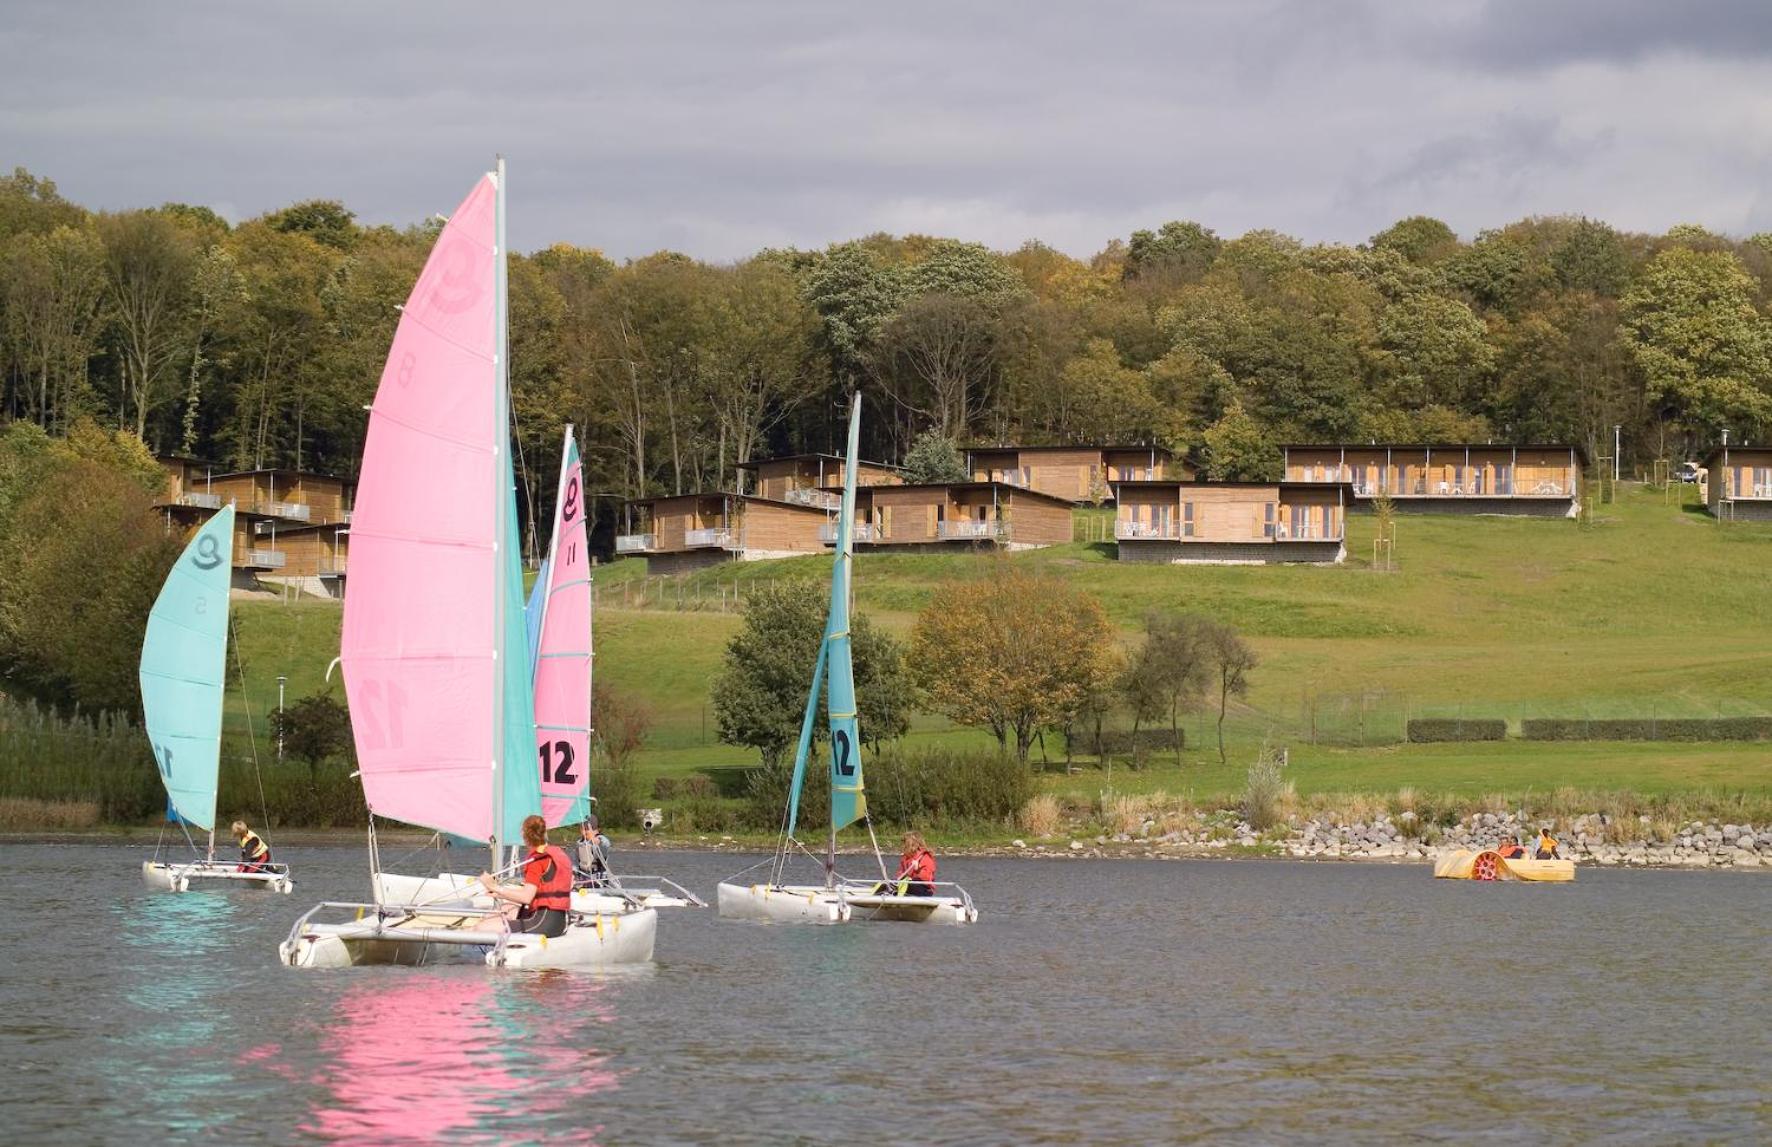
[1121,612,1211,765]
[910,567,1118,762]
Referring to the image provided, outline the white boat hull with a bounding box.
[279,905,657,969]
[716,881,850,924]
[143,860,293,894]
[375,871,696,912]
[845,891,978,925]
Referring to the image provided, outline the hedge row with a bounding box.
[1406,719,1507,743]
[1522,717,1772,742]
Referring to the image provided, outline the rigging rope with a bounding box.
[228,613,273,839]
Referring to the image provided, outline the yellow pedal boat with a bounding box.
[1433,849,1575,882]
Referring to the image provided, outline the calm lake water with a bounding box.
[1,842,1766,1144]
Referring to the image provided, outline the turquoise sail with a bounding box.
[826,401,866,831]
[139,505,235,832]
[524,557,549,666]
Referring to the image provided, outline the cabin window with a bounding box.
[1182,502,1195,538]
[1264,502,1276,538]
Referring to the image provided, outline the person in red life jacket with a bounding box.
[475,814,571,938]
[1497,837,1527,860]
[895,831,936,897]
[232,821,272,872]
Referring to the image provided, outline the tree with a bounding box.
[1370,216,1460,265]
[1378,292,1494,411]
[3,224,109,430]
[1122,612,1211,766]
[1124,220,1221,286]
[97,210,196,440]
[899,427,968,484]
[270,692,354,778]
[710,581,909,767]
[705,258,820,488]
[910,567,1118,762]
[1620,247,1772,442]
[1059,338,1160,443]
[591,680,653,770]
[1201,399,1280,481]
[1204,622,1257,764]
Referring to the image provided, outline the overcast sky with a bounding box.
[4,1,1770,261]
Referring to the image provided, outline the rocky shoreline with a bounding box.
[982,808,1769,869]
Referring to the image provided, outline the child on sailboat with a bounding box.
[233,822,272,872]
[476,815,572,937]
[896,832,936,897]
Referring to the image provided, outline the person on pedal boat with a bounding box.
[894,831,936,897]
[1534,828,1562,860]
[1497,837,1526,859]
[575,815,611,887]
[232,821,272,872]
[475,815,572,937]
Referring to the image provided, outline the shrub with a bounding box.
[1019,793,1061,836]
[1063,728,1184,756]
[1406,718,1506,743]
[593,763,645,830]
[865,749,1034,828]
[1242,745,1292,831]
[651,777,680,800]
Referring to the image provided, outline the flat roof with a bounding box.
[209,467,355,484]
[625,490,830,515]
[964,443,1174,456]
[860,480,1080,507]
[734,453,901,471]
[1700,445,1772,467]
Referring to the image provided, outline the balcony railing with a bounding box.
[615,533,655,554]
[785,487,841,510]
[1352,480,1569,498]
[175,491,222,510]
[318,558,347,577]
[1116,521,1183,540]
[685,527,735,549]
[819,522,878,543]
[253,499,312,521]
[937,520,1003,541]
[245,549,286,569]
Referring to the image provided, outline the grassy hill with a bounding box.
[228,482,1772,806]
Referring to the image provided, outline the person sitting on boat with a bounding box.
[895,831,936,897]
[1497,837,1527,860]
[575,815,611,888]
[232,821,272,872]
[1535,828,1562,860]
[475,814,571,937]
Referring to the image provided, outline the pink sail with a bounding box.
[340,175,500,842]
[534,428,592,826]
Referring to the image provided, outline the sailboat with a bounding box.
[374,425,702,912]
[140,504,294,894]
[715,400,977,925]
[279,160,655,968]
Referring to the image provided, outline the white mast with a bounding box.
[491,155,510,869]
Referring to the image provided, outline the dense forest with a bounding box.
[5,164,1772,544]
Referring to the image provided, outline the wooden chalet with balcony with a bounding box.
[1281,444,1583,517]
[1701,445,1772,520]
[616,492,830,575]
[963,444,1183,503]
[735,452,903,510]
[846,482,1074,551]
[1113,481,1347,564]
[154,456,356,587]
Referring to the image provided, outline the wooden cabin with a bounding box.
[154,456,357,584]
[617,492,830,575]
[272,523,351,582]
[963,445,1183,503]
[848,482,1074,550]
[1281,444,1583,517]
[735,453,902,509]
[1701,445,1772,520]
[202,467,355,525]
[1113,481,1347,564]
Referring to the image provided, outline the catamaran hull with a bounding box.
[845,892,978,925]
[280,907,657,969]
[1433,850,1576,882]
[716,882,850,924]
[375,871,697,911]
[143,860,293,894]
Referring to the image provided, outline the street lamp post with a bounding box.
[277,675,287,761]
[1613,425,1621,483]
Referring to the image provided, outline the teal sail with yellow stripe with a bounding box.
[139,505,235,832]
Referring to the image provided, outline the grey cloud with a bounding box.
[1452,0,1772,69]
[3,2,1771,260]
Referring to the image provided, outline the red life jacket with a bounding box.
[522,844,572,912]
[898,848,936,884]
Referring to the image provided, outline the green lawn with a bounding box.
[229,482,1772,805]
